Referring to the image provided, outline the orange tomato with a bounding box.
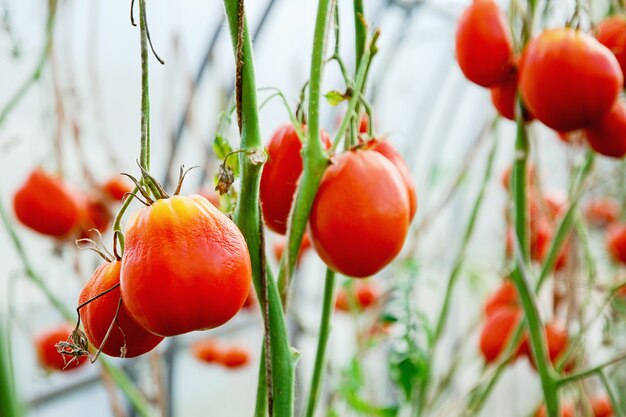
[120,195,252,336]
[190,338,223,364]
[591,394,614,417]
[101,175,132,202]
[308,149,410,277]
[483,280,519,317]
[519,28,623,131]
[34,324,87,372]
[583,101,626,158]
[220,346,250,369]
[272,233,312,264]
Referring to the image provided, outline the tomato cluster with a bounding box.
[456,0,626,159]
[190,338,251,369]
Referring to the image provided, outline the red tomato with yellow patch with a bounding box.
[102,175,132,202]
[606,223,626,265]
[366,139,417,220]
[479,307,523,364]
[483,280,518,317]
[455,0,514,87]
[490,71,534,122]
[308,149,410,277]
[220,346,250,369]
[120,195,252,337]
[34,324,87,372]
[260,124,331,235]
[584,197,620,226]
[79,261,163,358]
[583,101,626,158]
[597,16,626,76]
[519,28,623,131]
[13,170,81,237]
[591,394,614,417]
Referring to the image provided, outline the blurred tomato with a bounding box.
[35,324,87,372]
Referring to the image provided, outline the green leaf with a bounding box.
[212,135,240,177]
[325,90,347,106]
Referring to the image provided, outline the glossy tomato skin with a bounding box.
[79,261,163,358]
[102,175,132,202]
[483,280,518,317]
[519,29,623,131]
[597,16,626,76]
[606,223,626,264]
[479,308,522,364]
[260,124,331,235]
[35,324,87,372]
[120,195,252,337]
[367,139,418,220]
[490,71,534,122]
[583,102,626,158]
[308,150,410,278]
[584,197,620,226]
[13,170,81,237]
[455,0,514,87]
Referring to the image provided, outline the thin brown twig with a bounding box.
[235,0,245,133]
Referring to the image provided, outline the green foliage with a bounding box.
[325,90,348,106]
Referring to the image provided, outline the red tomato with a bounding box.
[535,403,575,417]
[335,282,381,312]
[190,338,223,364]
[358,113,370,134]
[523,322,569,370]
[583,101,626,158]
[220,346,250,369]
[455,0,514,87]
[584,197,620,226]
[308,149,410,277]
[120,195,252,336]
[557,130,586,146]
[490,71,534,121]
[102,175,132,202]
[544,191,568,220]
[519,28,623,131]
[34,324,87,372]
[366,139,418,220]
[597,16,626,76]
[13,170,81,237]
[79,261,163,358]
[479,308,523,364]
[591,394,614,417]
[606,223,626,264]
[260,124,331,235]
[483,280,519,317]
[199,186,220,207]
[272,232,312,264]
[77,196,112,238]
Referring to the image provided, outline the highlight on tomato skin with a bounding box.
[120,195,252,337]
[79,261,164,358]
[13,169,82,238]
[34,324,87,372]
[519,28,623,132]
[455,0,515,87]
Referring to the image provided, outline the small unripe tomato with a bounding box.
[308,149,410,277]
[583,197,620,226]
[490,71,534,122]
[455,0,514,87]
[483,280,518,317]
[220,346,250,369]
[190,338,223,364]
[479,307,522,364]
[596,16,626,76]
[590,394,614,417]
[13,170,81,237]
[34,324,87,372]
[101,175,132,202]
[260,124,331,235]
[583,101,626,159]
[606,223,626,265]
[79,261,163,358]
[120,195,252,337]
[519,28,623,131]
[366,139,418,220]
[535,403,574,417]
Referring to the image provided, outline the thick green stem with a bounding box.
[0,199,155,417]
[304,269,336,417]
[353,0,366,69]
[0,0,57,129]
[222,2,295,416]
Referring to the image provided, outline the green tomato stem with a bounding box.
[0,316,20,417]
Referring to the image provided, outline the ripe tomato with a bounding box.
[79,261,163,358]
[479,307,523,364]
[596,16,626,76]
[522,322,569,369]
[34,324,87,372]
[366,139,418,220]
[77,196,112,238]
[102,175,132,202]
[272,232,312,264]
[519,28,623,131]
[490,71,534,121]
[13,169,81,237]
[199,186,220,207]
[535,403,574,417]
[308,149,410,277]
[358,113,370,134]
[335,282,381,312]
[591,394,614,417]
[584,197,620,226]
[606,223,626,265]
[583,101,626,158]
[120,195,252,337]
[483,280,519,317]
[260,124,331,235]
[557,130,586,146]
[220,346,250,369]
[455,0,514,87]
[191,338,223,364]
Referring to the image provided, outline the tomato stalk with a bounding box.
[303,269,337,417]
[0,198,156,417]
[221,1,295,416]
[0,0,57,129]
[0,317,20,417]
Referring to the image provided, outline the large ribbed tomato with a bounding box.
[120,195,252,337]
[260,124,331,234]
[308,149,410,278]
[79,261,163,358]
[519,28,623,131]
[455,0,514,87]
[596,16,626,76]
[13,170,81,237]
[583,102,626,158]
[34,324,87,372]
[366,139,417,220]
